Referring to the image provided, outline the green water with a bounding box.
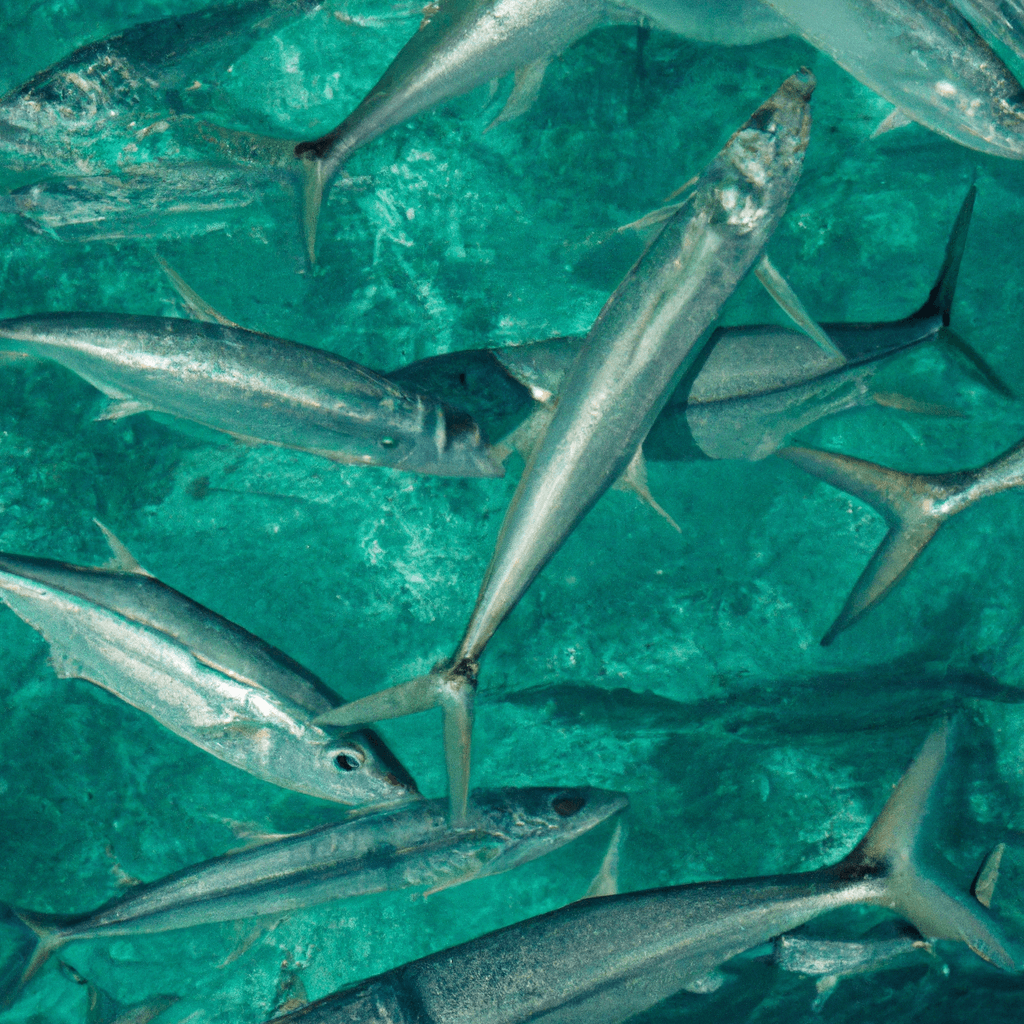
[1,1,1023,1021]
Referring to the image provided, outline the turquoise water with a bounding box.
[1,2,1023,1021]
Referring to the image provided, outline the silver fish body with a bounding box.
[765,0,1024,158]
[270,726,1023,1024]
[636,0,792,42]
[0,312,501,478]
[0,549,416,805]
[453,70,815,664]
[14,787,626,949]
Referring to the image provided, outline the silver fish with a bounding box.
[5,786,626,1005]
[390,184,990,463]
[317,71,814,822]
[0,0,320,176]
[0,311,502,478]
[268,724,1023,1024]
[765,0,1024,158]
[780,426,1024,644]
[0,525,417,806]
[292,0,630,259]
[954,0,1024,62]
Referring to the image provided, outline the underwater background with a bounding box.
[1,1,1024,1020]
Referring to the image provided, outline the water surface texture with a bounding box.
[2,2,1024,1022]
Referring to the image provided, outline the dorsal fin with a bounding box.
[972,842,1006,909]
[755,254,845,362]
[93,519,152,577]
[156,255,242,329]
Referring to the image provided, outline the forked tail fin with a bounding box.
[1,907,71,1008]
[841,723,1023,972]
[779,446,947,644]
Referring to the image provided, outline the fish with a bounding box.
[0,309,503,479]
[316,71,815,822]
[292,0,628,260]
[954,0,1024,62]
[764,0,1024,158]
[0,522,418,806]
[266,723,1023,1024]
[389,184,991,464]
[779,424,1024,644]
[0,0,321,177]
[772,925,938,1010]
[3,786,626,1007]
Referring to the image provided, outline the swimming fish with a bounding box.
[4,786,626,1006]
[390,184,988,463]
[292,0,628,260]
[0,0,321,177]
[764,0,1024,158]
[0,310,502,478]
[780,425,1024,644]
[266,723,1023,1024]
[772,926,937,1010]
[317,71,815,822]
[954,0,1024,62]
[0,523,417,806]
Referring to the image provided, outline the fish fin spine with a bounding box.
[914,184,976,326]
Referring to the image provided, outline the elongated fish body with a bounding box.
[293,0,626,257]
[271,726,1023,1024]
[13,788,625,966]
[0,313,501,478]
[316,72,815,823]
[453,71,814,664]
[765,0,1024,159]
[0,548,416,805]
[0,1,320,175]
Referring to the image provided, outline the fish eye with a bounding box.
[335,751,364,771]
[379,436,397,448]
[552,795,585,817]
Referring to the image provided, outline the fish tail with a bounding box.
[1,907,70,1007]
[313,660,478,825]
[839,722,1023,972]
[779,445,945,644]
[912,183,975,326]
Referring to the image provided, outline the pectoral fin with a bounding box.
[871,108,913,138]
[755,254,845,363]
[584,819,624,898]
[96,399,153,422]
[486,59,550,132]
[614,447,681,533]
[314,674,442,727]
[871,392,964,418]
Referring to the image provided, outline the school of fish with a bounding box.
[1,1,1024,1023]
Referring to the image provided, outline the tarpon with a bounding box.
[268,724,1023,1024]
[0,310,502,478]
[4,786,626,1006]
[764,0,1024,158]
[317,72,815,822]
[0,524,417,805]
[780,425,1024,643]
[389,184,991,463]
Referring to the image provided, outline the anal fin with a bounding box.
[613,447,681,533]
[871,108,913,138]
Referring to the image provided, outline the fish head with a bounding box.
[397,402,506,479]
[306,726,421,806]
[470,786,629,874]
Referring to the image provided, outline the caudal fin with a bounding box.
[779,446,947,644]
[1,907,70,1008]
[842,722,1023,972]
[314,662,478,825]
